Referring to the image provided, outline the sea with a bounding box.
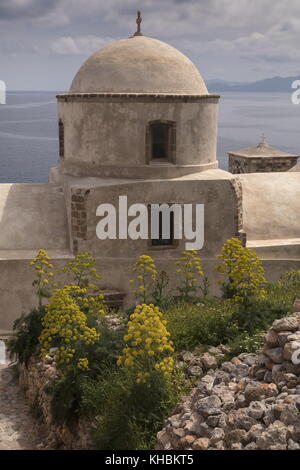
[0,91,299,183]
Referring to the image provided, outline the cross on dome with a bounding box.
[133,10,143,37]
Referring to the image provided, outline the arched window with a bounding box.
[146,120,176,164]
[59,119,65,159]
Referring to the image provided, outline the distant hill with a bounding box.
[207,75,300,93]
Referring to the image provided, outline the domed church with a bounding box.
[0,13,299,332]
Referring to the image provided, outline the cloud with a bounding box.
[50,35,115,55]
[0,0,60,20]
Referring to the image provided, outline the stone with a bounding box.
[179,435,196,447]
[265,330,279,348]
[280,404,299,425]
[264,347,284,364]
[157,430,172,448]
[195,395,222,417]
[248,401,266,420]
[238,353,258,367]
[201,353,218,370]
[277,332,292,347]
[229,409,258,431]
[272,314,300,332]
[230,442,243,450]
[244,442,258,450]
[183,413,204,434]
[226,429,247,444]
[187,365,203,377]
[244,382,278,404]
[247,424,265,442]
[257,421,288,450]
[283,341,300,361]
[210,427,225,444]
[182,352,196,363]
[288,439,300,450]
[192,438,210,450]
[263,371,273,383]
[287,331,300,341]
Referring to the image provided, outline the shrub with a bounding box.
[216,238,267,302]
[8,307,45,366]
[49,325,125,426]
[228,330,265,357]
[30,249,54,309]
[129,255,158,304]
[62,252,101,289]
[164,298,238,351]
[151,270,170,306]
[175,250,204,300]
[231,296,291,334]
[117,304,174,383]
[80,367,177,450]
[39,285,103,370]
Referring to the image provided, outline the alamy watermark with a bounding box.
[291,80,300,105]
[0,80,6,105]
[291,347,300,365]
[0,340,6,365]
[96,196,204,250]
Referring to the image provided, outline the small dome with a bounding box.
[70,36,208,95]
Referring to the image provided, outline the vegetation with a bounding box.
[8,239,300,450]
[216,237,267,302]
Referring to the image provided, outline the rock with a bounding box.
[214,370,230,385]
[182,352,196,363]
[156,313,300,451]
[288,439,300,450]
[283,341,300,361]
[166,414,182,429]
[229,409,258,431]
[257,421,288,450]
[201,353,218,370]
[277,332,292,347]
[238,353,258,367]
[210,428,225,444]
[244,382,278,404]
[221,362,236,374]
[264,347,284,364]
[187,365,203,377]
[208,346,223,356]
[218,344,231,354]
[157,430,171,448]
[280,404,299,425]
[265,330,279,348]
[179,435,196,448]
[272,314,300,332]
[183,413,204,434]
[230,442,243,450]
[247,424,265,442]
[195,395,222,418]
[263,371,273,383]
[248,401,266,420]
[192,438,210,450]
[244,442,258,450]
[173,428,185,438]
[226,429,247,444]
[255,368,267,381]
[213,440,225,450]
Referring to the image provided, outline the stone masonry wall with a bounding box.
[157,308,300,451]
[19,358,95,449]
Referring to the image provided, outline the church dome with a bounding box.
[70,35,208,95]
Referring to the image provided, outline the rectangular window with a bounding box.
[151,123,169,160]
[150,208,175,247]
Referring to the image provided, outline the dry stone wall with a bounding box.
[157,310,300,450]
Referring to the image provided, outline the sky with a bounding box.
[1,0,300,90]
